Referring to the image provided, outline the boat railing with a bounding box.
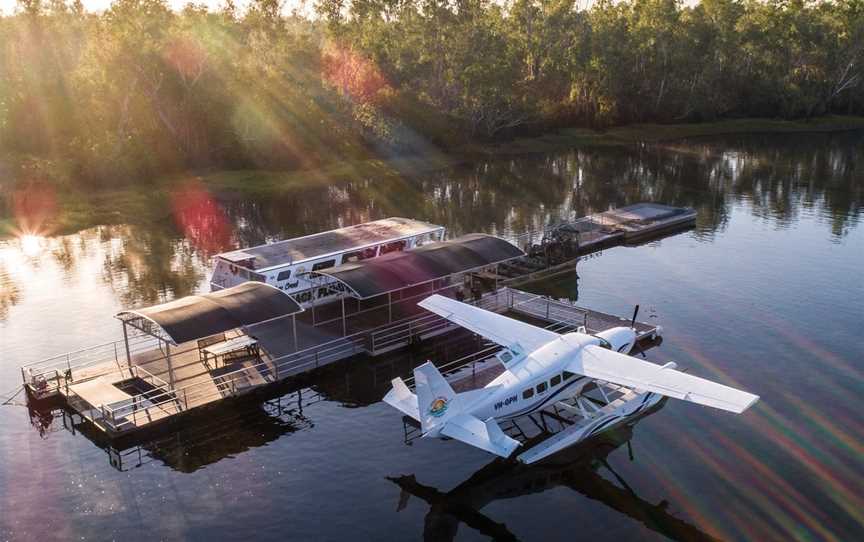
[98,333,368,433]
[20,333,163,395]
[365,290,506,353]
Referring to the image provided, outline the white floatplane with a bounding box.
[384,294,759,464]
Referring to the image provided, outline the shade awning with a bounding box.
[312,233,524,299]
[116,282,303,345]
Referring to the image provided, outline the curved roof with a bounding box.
[116,282,303,345]
[313,233,525,299]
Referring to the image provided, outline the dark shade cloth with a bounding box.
[313,233,524,299]
[117,282,303,344]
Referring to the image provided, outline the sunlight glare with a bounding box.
[19,234,44,257]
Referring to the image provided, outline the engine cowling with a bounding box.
[595,326,637,354]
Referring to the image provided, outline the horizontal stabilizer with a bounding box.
[418,294,559,353]
[572,345,759,414]
[440,413,521,458]
[384,377,419,421]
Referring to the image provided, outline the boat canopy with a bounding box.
[215,217,444,271]
[311,233,525,299]
[116,282,303,345]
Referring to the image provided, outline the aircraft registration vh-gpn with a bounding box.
[384,294,760,464]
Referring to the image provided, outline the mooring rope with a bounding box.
[0,385,27,407]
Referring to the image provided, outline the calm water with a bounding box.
[0,132,862,541]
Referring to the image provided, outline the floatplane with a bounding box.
[384,295,759,464]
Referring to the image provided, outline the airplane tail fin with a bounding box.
[414,361,461,433]
[383,377,420,421]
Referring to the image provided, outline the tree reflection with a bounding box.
[2,132,860,313]
[101,224,206,306]
[0,261,20,320]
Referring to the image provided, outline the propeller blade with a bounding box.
[630,304,640,328]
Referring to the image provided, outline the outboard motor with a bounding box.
[595,326,637,354]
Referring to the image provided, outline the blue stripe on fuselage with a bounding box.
[500,376,586,419]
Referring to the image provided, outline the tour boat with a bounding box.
[210,217,446,304]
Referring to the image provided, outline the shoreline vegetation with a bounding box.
[2,0,863,237]
[2,0,863,188]
[2,116,862,239]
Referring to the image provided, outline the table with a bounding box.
[202,335,260,368]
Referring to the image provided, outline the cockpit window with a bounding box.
[593,335,613,350]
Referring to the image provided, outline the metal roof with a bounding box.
[216,217,444,271]
[312,234,525,299]
[116,282,303,345]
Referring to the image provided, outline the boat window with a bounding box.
[563,371,576,380]
[537,382,548,394]
[550,374,561,387]
[277,270,292,281]
[312,259,336,272]
[344,247,378,262]
[380,240,406,254]
[523,388,534,399]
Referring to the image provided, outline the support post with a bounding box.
[388,292,392,324]
[341,296,347,337]
[122,321,133,372]
[166,342,174,390]
[292,314,298,352]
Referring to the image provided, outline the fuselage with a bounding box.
[468,332,600,421]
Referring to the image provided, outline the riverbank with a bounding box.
[197,115,864,192]
[2,116,863,239]
[465,115,864,155]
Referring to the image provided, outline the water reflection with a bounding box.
[388,403,720,542]
[0,132,860,320]
[47,388,322,473]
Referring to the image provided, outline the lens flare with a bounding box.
[169,179,233,256]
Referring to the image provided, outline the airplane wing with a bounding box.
[568,345,759,414]
[418,294,559,354]
[439,413,521,458]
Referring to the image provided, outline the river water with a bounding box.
[0,132,861,541]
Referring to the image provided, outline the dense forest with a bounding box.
[1,0,862,184]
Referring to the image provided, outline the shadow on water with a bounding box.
[22,328,487,472]
[386,401,721,542]
[23,355,718,542]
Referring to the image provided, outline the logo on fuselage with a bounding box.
[428,397,449,417]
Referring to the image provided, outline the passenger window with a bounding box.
[550,375,561,387]
[277,270,292,281]
[523,388,534,399]
[563,371,576,380]
[537,382,548,394]
[312,259,336,271]
[380,240,406,254]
